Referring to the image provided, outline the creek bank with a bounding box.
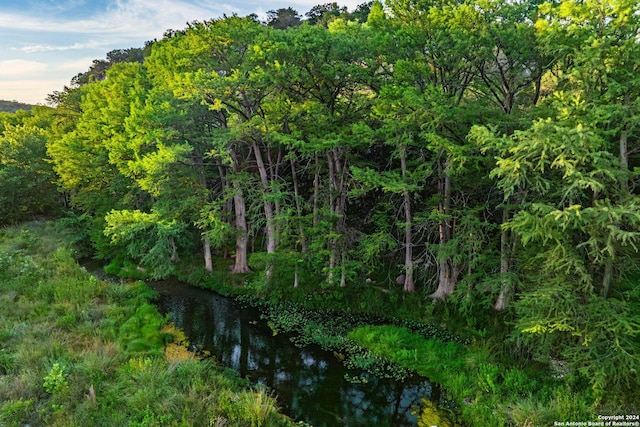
[150,279,446,426]
[170,265,464,426]
[169,261,602,426]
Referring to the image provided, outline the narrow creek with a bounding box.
[148,279,449,427]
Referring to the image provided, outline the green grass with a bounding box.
[347,324,600,426]
[0,221,295,427]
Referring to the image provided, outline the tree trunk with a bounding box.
[325,147,348,287]
[430,157,457,300]
[494,208,511,310]
[169,236,178,263]
[620,128,629,193]
[253,141,276,254]
[431,259,459,299]
[252,141,276,279]
[217,163,233,260]
[326,149,338,285]
[204,237,213,272]
[290,157,307,253]
[602,258,613,298]
[230,150,250,274]
[313,153,320,228]
[400,148,414,292]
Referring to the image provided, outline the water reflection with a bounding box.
[150,281,438,427]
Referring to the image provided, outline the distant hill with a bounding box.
[0,100,35,113]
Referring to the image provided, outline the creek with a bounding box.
[149,279,446,427]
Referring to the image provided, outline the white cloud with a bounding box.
[0,0,369,104]
[14,41,106,53]
[0,0,238,39]
[0,59,48,79]
[0,78,65,105]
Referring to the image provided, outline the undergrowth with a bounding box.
[0,221,294,427]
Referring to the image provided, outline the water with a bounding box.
[150,280,442,427]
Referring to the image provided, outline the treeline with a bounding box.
[1,0,639,412]
[0,100,34,113]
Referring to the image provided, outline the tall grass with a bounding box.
[0,221,292,427]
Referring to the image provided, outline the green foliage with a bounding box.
[217,386,283,427]
[0,109,62,224]
[0,399,34,427]
[117,303,166,355]
[104,209,187,278]
[43,363,69,395]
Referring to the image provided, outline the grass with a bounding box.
[0,221,294,427]
[347,324,600,426]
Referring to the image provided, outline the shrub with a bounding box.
[43,363,69,395]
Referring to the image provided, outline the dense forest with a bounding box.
[2,0,640,425]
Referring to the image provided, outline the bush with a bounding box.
[43,363,69,395]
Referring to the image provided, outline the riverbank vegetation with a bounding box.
[0,222,293,426]
[2,0,640,425]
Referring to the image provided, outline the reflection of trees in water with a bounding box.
[153,282,437,427]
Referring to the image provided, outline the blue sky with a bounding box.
[1,0,363,105]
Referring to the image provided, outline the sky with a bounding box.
[0,0,363,105]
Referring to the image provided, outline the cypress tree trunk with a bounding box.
[230,149,250,274]
[252,141,276,254]
[430,157,458,300]
[290,156,307,254]
[400,148,414,292]
[204,237,213,272]
[494,208,511,310]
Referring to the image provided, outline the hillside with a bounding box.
[0,99,35,113]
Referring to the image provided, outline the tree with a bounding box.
[71,47,150,87]
[265,21,379,287]
[0,108,61,224]
[349,2,374,23]
[536,0,640,193]
[47,64,146,259]
[385,0,482,300]
[104,209,187,278]
[143,16,274,274]
[352,86,434,292]
[266,8,302,29]
[463,0,555,310]
[471,110,640,400]
[305,3,346,26]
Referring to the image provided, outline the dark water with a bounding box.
[149,281,442,427]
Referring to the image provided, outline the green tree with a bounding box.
[471,110,640,403]
[0,108,61,224]
[385,0,482,299]
[305,2,347,26]
[266,21,379,287]
[47,64,144,258]
[536,0,640,192]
